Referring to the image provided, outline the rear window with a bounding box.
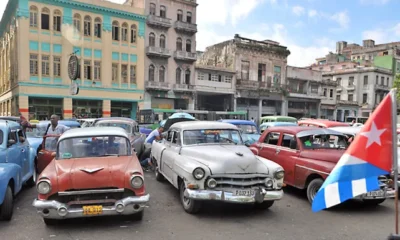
[0,130,3,145]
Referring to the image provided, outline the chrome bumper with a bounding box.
[354,189,395,200]
[32,194,150,220]
[184,189,283,203]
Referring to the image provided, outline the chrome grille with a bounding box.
[209,174,270,190]
[378,175,391,189]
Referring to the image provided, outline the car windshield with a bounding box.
[237,124,258,134]
[299,134,348,149]
[57,135,130,159]
[182,129,243,145]
[96,122,132,133]
[25,125,79,138]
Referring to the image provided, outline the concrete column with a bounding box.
[18,96,29,119]
[281,99,288,116]
[103,100,111,117]
[63,98,73,119]
[340,110,344,122]
[258,99,262,121]
[131,102,138,120]
[333,109,337,121]
[233,97,237,112]
[317,102,321,118]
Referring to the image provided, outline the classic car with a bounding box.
[162,112,196,131]
[151,121,285,214]
[260,116,297,124]
[0,120,36,221]
[78,118,97,128]
[298,119,349,128]
[250,126,395,205]
[259,122,298,133]
[32,127,150,225]
[217,119,261,145]
[92,117,145,157]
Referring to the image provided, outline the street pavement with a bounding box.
[0,172,396,240]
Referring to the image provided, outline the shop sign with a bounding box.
[68,55,80,80]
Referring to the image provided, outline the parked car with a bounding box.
[0,120,36,221]
[92,117,145,157]
[259,122,298,133]
[250,126,395,205]
[78,118,97,128]
[298,119,350,128]
[218,119,261,145]
[32,127,150,225]
[151,121,285,214]
[162,112,196,132]
[260,116,298,125]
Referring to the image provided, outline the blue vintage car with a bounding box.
[218,119,261,145]
[259,122,298,133]
[0,120,36,220]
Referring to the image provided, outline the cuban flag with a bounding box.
[312,91,395,212]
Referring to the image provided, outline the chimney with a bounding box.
[363,39,375,48]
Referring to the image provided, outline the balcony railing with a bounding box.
[145,81,171,91]
[173,84,194,91]
[174,21,197,34]
[146,46,171,58]
[236,80,289,94]
[174,51,197,62]
[146,15,172,28]
[336,86,343,91]
[375,84,390,91]
[337,100,359,106]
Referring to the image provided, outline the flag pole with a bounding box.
[391,88,399,235]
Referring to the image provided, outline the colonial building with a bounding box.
[0,0,146,120]
[197,34,290,121]
[143,0,198,113]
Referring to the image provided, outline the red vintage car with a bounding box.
[36,134,60,174]
[298,119,349,128]
[32,127,150,225]
[250,126,395,205]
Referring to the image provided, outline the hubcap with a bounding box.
[310,185,320,201]
[181,187,191,207]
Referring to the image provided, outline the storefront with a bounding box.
[320,105,336,120]
[111,101,138,119]
[28,97,63,120]
[72,99,102,118]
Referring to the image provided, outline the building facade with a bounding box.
[143,0,198,113]
[0,0,146,120]
[197,34,290,122]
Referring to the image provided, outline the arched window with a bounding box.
[53,10,62,31]
[149,65,155,82]
[149,3,156,15]
[176,68,182,84]
[186,39,191,52]
[159,66,165,82]
[112,21,119,41]
[160,34,166,48]
[29,6,38,28]
[176,37,182,51]
[94,17,102,38]
[177,10,183,21]
[149,33,155,47]
[130,24,137,43]
[185,69,191,84]
[41,8,50,30]
[187,12,192,23]
[84,16,91,36]
[121,23,128,42]
[160,5,166,18]
[73,14,81,33]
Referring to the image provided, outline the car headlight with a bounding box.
[192,168,205,180]
[265,178,273,187]
[207,178,217,188]
[274,170,285,179]
[37,180,51,195]
[130,176,144,189]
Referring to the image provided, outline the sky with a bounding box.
[1,0,400,67]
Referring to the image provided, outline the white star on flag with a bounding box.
[359,121,386,148]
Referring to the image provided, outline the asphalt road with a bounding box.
[0,172,397,240]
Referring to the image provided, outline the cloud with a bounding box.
[329,11,350,29]
[362,23,400,44]
[292,6,305,16]
[308,9,317,17]
[359,0,390,4]
[231,0,265,26]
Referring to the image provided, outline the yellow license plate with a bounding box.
[82,205,103,215]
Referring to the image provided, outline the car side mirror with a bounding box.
[7,139,16,147]
[289,139,297,150]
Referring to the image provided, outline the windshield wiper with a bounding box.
[220,137,237,145]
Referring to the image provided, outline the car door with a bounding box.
[165,130,181,185]
[6,130,23,188]
[37,136,56,174]
[274,133,299,186]
[258,131,282,163]
[160,130,175,182]
[16,129,30,179]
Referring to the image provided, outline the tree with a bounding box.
[394,74,400,101]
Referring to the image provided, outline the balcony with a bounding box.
[174,51,197,62]
[347,84,355,91]
[145,81,171,91]
[146,15,172,29]
[336,86,343,91]
[173,84,194,92]
[146,46,171,58]
[237,80,259,90]
[174,21,197,34]
[375,84,390,91]
[337,100,359,106]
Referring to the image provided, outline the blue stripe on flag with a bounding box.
[338,181,353,203]
[312,187,326,211]
[365,176,380,192]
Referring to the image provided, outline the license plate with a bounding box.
[366,190,384,197]
[233,189,255,197]
[83,205,103,215]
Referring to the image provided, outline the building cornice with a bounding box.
[195,64,236,74]
[322,67,393,76]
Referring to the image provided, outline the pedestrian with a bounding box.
[140,126,164,163]
[251,117,255,123]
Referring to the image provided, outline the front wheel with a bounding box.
[306,178,324,204]
[179,181,201,214]
[155,166,164,182]
[0,186,13,221]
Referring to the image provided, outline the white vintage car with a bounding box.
[151,121,285,214]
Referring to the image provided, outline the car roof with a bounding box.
[0,116,20,122]
[171,121,238,130]
[328,126,362,135]
[95,118,137,125]
[298,119,349,127]
[59,127,129,141]
[0,120,21,129]
[265,126,318,134]
[260,122,298,127]
[296,128,345,138]
[38,120,81,127]
[96,117,133,122]
[218,119,256,125]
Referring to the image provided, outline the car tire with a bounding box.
[363,199,386,206]
[43,218,58,226]
[307,178,324,204]
[0,186,13,221]
[254,200,274,210]
[132,210,144,221]
[26,162,37,187]
[179,181,201,214]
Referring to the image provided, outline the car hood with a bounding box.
[54,156,132,191]
[300,149,345,164]
[27,137,42,150]
[181,145,269,174]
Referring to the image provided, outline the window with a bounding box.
[281,134,296,149]
[30,54,38,75]
[149,65,155,81]
[386,77,389,86]
[112,21,119,41]
[149,33,155,47]
[121,23,128,42]
[241,61,250,80]
[187,12,192,23]
[160,6,166,18]
[84,60,91,80]
[258,63,266,82]
[149,3,156,15]
[329,89,333,98]
[363,93,368,103]
[130,24,136,43]
[177,10,183,21]
[381,76,384,85]
[349,77,354,86]
[112,63,118,82]
[130,65,136,84]
[185,69,190,84]
[224,76,232,83]
[158,66,165,82]
[176,38,182,51]
[363,75,368,85]
[94,61,101,81]
[185,39,192,52]
[73,14,81,33]
[336,95,341,100]
[210,74,218,82]
[84,16,91,36]
[30,6,38,28]
[53,10,61,32]
[274,66,281,73]
[336,77,341,85]
[41,55,50,76]
[348,94,353,102]
[323,88,327,96]
[310,84,318,94]
[160,34,166,48]
[41,8,50,30]
[94,18,101,38]
[197,72,205,80]
[264,132,280,145]
[376,75,379,84]
[121,64,128,83]
[53,56,61,77]
[176,68,182,83]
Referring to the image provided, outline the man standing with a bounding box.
[140,126,164,169]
